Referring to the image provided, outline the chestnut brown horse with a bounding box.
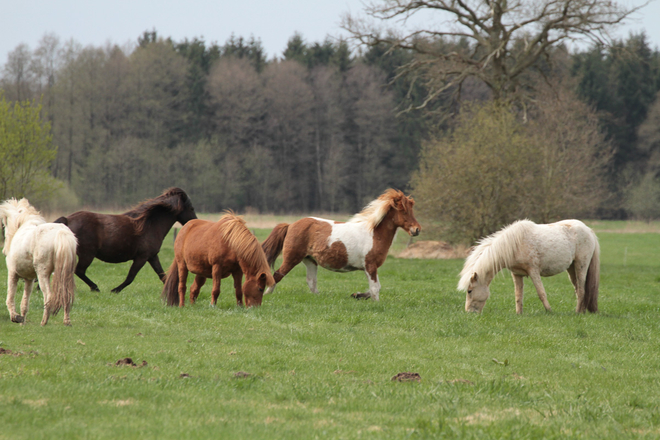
[261,189,421,300]
[162,212,275,307]
[54,188,197,293]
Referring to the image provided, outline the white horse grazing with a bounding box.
[458,219,600,314]
[0,198,78,325]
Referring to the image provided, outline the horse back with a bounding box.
[287,218,363,271]
[175,219,239,279]
[63,211,139,263]
[533,220,596,276]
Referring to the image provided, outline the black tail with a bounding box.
[162,259,181,306]
[261,223,289,269]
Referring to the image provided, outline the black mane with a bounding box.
[124,188,192,230]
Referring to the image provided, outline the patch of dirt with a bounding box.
[180,373,192,378]
[398,241,469,259]
[234,371,251,378]
[0,347,20,356]
[391,372,421,382]
[112,357,147,367]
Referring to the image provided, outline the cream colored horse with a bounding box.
[0,198,77,325]
[458,219,600,314]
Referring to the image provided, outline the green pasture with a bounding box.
[1,225,660,439]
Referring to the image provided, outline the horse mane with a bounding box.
[125,187,192,231]
[348,189,415,231]
[0,198,45,255]
[458,219,535,291]
[217,212,273,281]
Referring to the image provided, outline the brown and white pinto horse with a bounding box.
[261,189,421,300]
[162,212,275,307]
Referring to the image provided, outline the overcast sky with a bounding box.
[1,0,659,67]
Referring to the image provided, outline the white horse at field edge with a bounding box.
[458,219,600,314]
[0,198,77,325]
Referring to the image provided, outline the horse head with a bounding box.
[463,272,490,313]
[390,192,421,237]
[170,188,197,225]
[242,272,273,307]
[0,198,43,255]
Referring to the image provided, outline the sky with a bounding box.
[1,0,659,67]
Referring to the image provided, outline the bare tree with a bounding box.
[343,0,647,105]
[2,44,34,102]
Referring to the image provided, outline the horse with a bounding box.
[458,219,600,314]
[162,212,275,307]
[54,187,197,293]
[261,188,421,300]
[0,198,77,325]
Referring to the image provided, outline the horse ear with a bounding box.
[471,272,478,283]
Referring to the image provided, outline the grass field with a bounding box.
[1,221,660,439]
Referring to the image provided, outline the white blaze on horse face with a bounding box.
[312,217,374,270]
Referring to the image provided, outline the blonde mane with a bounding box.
[217,212,274,285]
[458,219,535,291]
[348,189,413,231]
[0,198,46,255]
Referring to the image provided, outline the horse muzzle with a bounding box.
[410,227,421,237]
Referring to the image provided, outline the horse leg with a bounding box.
[567,263,578,298]
[111,258,148,293]
[512,273,524,315]
[528,270,552,312]
[19,279,35,323]
[267,252,306,295]
[352,265,380,300]
[190,275,206,304]
[6,272,23,323]
[36,271,52,326]
[210,266,223,306]
[571,261,589,313]
[148,255,166,282]
[302,258,319,294]
[176,263,189,307]
[231,270,242,306]
[75,253,100,292]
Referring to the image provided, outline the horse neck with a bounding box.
[141,210,178,240]
[372,209,399,251]
[2,215,42,255]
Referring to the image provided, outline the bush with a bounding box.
[411,90,611,244]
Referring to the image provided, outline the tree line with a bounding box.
[1,22,660,231]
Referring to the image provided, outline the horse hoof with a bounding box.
[110,288,121,294]
[351,293,370,300]
[11,315,24,323]
[91,287,100,292]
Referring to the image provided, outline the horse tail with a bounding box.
[261,223,289,269]
[584,237,600,313]
[162,259,180,306]
[50,228,77,316]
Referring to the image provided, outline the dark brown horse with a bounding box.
[162,212,275,307]
[54,188,197,293]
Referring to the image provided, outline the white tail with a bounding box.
[49,229,77,316]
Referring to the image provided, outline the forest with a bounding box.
[1,25,660,222]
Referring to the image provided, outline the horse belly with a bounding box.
[312,241,361,272]
[538,251,574,277]
[14,263,38,280]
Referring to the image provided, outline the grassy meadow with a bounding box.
[1,220,660,439]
